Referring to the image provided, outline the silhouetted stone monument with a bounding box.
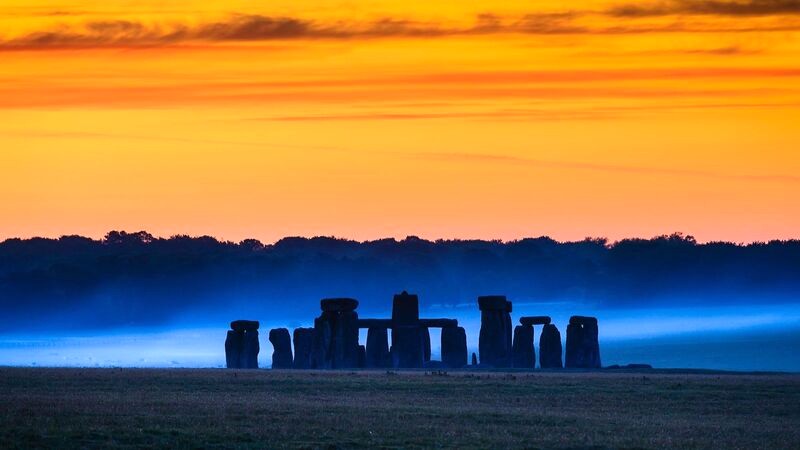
[512,324,535,368]
[565,316,601,369]
[311,298,360,369]
[441,326,468,368]
[292,327,315,369]
[366,327,391,368]
[269,328,293,369]
[244,291,600,372]
[391,291,425,368]
[226,320,259,369]
[358,292,459,369]
[478,296,513,367]
[539,323,562,369]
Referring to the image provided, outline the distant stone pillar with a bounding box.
[478,296,513,367]
[391,291,424,368]
[292,327,315,369]
[225,330,242,368]
[441,326,467,368]
[512,325,534,368]
[539,324,562,368]
[366,327,391,368]
[471,352,478,366]
[358,345,366,368]
[312,298,360,369]
[226,320,260,369]
[242,330,260,369]
[269,328,293,369]
[566,316,600,369]
[422,327,431,362]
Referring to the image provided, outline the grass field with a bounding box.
[1,368,798,449]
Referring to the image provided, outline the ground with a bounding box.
[0,368,798,449]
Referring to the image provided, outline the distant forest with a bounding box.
[1,231,799,331]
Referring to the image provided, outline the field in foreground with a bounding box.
[1,368,799,449]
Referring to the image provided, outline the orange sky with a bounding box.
[1,0,799,243]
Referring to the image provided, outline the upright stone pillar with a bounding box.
[312,298,361,369]
[539,323,562,369]
[241,329,260,369]
[366,327,391,368]
[391,291,424,368]
[478,295,513,367]
[358,345,366,368]
[422,327,431,362]
[566,316,601,369]
[512,325,534,368]
[441,326,467,368]
[292,327,315,369]
[269,328,293,369]
[226,320,260,369]
[225,330,242,368]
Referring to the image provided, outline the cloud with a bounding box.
[609,0,800,17]
[2,10,799,51]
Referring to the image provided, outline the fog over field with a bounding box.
[2,302,798,371]
[1,232,799,371]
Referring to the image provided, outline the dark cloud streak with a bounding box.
[2,8,800,51]
[609,0,800,17]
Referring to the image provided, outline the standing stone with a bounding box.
[391,291,424,368]
[478,295,513,367]
[422,327,431,362]
[358,345,366,368]
[311,316,331,369]
[441,326,468,368]
[312,298,361,369]
[512,325,535,368]
[269,328,293,369]
[241,329,260,369]
[225,330,242,368]
[226,320,259,369]
[292,327,315,369]
[471,352,478,366]
[566,316,601,369]
[366,327,391,368]
[539,323,563,369]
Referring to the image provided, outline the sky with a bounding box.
[1,0,800,243]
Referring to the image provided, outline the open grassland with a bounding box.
[1,368,798,449]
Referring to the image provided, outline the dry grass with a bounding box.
[0,368,798,449]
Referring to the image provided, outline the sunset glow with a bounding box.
[2,0,799,243]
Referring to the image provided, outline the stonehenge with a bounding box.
[269,328,293,369]
[565,316,601,369]
[225,320,260,369]
[224,295,600,371]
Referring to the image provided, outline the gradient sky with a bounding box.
[2,0,799,243]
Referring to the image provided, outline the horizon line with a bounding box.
[3,230,799,247]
